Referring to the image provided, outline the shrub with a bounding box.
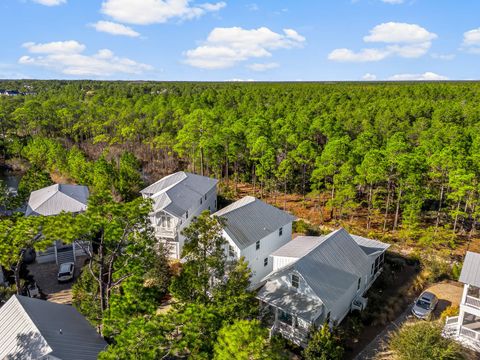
[389,321,465,360]
[452,262,462,281]
[303,326,344,360]
[441,306,460,321]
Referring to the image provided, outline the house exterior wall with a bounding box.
[149,185,217,259]
[224,222,292,286]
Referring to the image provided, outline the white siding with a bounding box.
[240,222,293,286]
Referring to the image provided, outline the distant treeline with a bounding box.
[1,80,479,242]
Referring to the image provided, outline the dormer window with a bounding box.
[291,274,299,289]
[279,227,283,236]
[256,240,260,250]
[200,198,203,205]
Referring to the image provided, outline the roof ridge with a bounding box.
[32,184,60,211]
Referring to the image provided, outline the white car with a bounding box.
[57,262,75,283]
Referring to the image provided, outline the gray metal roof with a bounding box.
[263,229,388,311]
[350,234,391,256]
[141,172,218,217]
[213,196,296,249]
[459,251,480,287]
[26,184,89,217]
[0,295,107,360]
[257,279,323,322]
[271,236,327,258]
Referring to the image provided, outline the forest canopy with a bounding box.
[1,80,479,242]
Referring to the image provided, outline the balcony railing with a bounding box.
[465,296,480,309]
[460,327,480,341]
[274,321,309,346]
[155,227,178,238]
[445,316,459,326]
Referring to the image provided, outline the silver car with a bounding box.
[412,291,438,319]
[57,262,75,283]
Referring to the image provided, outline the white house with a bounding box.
[140,171,218,259]
[257,228,389,346]
[0,295,107,359]
[444,251,480,352]
[26,184,90,265]
[213,196,296,287]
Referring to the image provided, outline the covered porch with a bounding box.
[445,312,480,351]
[257,281,324,347]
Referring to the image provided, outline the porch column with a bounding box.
[462,284,469,305]
[73,241,76,263]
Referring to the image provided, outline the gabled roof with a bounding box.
[140,172,218,217]
[26,184,89,217]
[459,251,480,288]
[350,234,390,256]
[264,229,389,311]
[0,295,107,360]
[213,196,296,249]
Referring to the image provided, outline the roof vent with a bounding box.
[59,329,63,334]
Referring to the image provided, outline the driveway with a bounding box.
[354,281,464,360]
[27,256,86,304]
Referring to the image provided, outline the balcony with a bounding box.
[273,321,309,347]
[154,227,178,239]
[444,315,480,352]
[465,295,480,309]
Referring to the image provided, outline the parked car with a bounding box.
[27,282,40,298]
[412,291,438,319]
[57,262,75,283]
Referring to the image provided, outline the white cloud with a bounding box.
[19,40,152,77]
[22,40,85,54]
[328,48,389,62]
[431,53,456,60]
[32,0,66,6]
[226,78,256,82]
[462,28,480,53]
[247,62,279,71]
[91,21,140,37]
[101,0,226,25]
[363,22,436,44]
[388,72,448,81]
[362,73,377,80]
[184,27,305,69]
[329,22,436,62]
[247,3,259,11]
[380,0,404,4]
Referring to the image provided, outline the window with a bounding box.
[205,194,207,200]
[264,257,268,267]
[291,274,299,289]
[185,211,189,219]
[200,198,203,205]
[357,278,361,290]
[229,245,235,258]
[279,227,283,236]
[371,263,374,275]
[279,310,293,325]
[256,240,260,250]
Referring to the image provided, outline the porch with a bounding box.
[444,313,480,352]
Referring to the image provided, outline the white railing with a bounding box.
[274,321,309,346]
[155,227,177,238]
[465,296,480,309]
[460,327,480,341]
[445,316,459,326]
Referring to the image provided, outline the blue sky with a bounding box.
[1,0,480,81]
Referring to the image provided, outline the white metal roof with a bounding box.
[213,196,296,249]
[141,172,218,217]
[26,184,89,217]
[0,295,106,360]
[350,234,390,256]
[263,229,390,311]
[459,251,480,287]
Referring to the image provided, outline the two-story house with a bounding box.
[26,184,90,265]
[257,228,389,347]
[213,196,296,287]
[444,251,480,352]
[140,171,218,259]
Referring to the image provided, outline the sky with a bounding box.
[1,0,480,81]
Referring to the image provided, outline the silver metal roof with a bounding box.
[257,279,323,322]
[271,236,327,258]
[141,172,218,217]
[0,295,107,360]
[26,184,89,217]
[214,196,296,249]
[459,251,480,287]
[350,234,390,256]
[263,229,389,311]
